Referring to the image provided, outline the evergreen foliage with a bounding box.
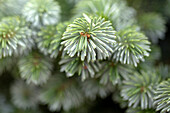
[97,62,132,85]
[81,78,113,100]
[0,94,13,113]
[137,13,166,44]
[121,70,160,109]
[59,55,101,81]
[39,73,84,111]
[10,80,39,109]
[112,89,128,109]
[112,26,151,67]
[73,0,136,30]
[18,52,53,85]
[0,0,169,112]
[37,22,69,58]
[126,107,156,113]
[157,64,170,80]
[154,79,170,113]
[62,14,116,62]
[0,17,33,58]
[22,0,61,27]
[0,0,28,17]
